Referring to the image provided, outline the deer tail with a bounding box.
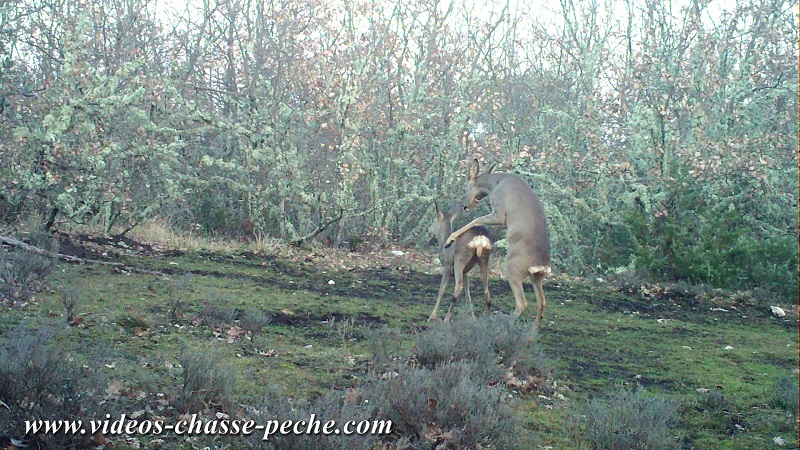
[468,235,492,257]
[528,265,552,276]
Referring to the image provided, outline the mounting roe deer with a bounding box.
[446,159,551,339]
[427,201,492,321]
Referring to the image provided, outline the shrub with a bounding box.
[0,247,57,301]
[241,309,273,350]
[59,285,81,323]
[361,361,517,449]
[771,375,799,419]
[178,348,236,413]
[365,325,407,368]
[576,383,679,450]
[167,273,194,321]
[250,387,382,450]
[415,313,550,384]
[698,389,726,410]
[0,326,107,449]
[623,169,798,301]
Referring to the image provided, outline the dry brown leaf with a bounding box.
[426,398,438,411]
[424,422,452,443]
[344,388,359,404]
[105,380,124,399]
[90,433,109,446]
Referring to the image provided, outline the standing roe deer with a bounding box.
[445,159,551,338]
[427,201,492,321]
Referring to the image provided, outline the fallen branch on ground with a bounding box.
[0,234,163,275]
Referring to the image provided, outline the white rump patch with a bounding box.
[528,265,552,276]
[467,236,491,256]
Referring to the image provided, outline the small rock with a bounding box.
[724,345,733,350]
[773,436,786,446]
[328,280,335,285]
[390,250,405,256]
[770,306,786,317]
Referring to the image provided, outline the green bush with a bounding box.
[0,326,108,449]
[771,375,799,420]
[361,361,517,449]
[622,169,798,301]
[415,313,550,383]
[0,247,57,301]
[178,348,236,414]
[576,384,679,450]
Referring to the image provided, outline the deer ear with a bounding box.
[437,210,445,221]
[469,159,480,180]
[486,164,497,174]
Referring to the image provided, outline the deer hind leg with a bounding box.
[529,273,547,341]
[445,265,467,322]
[478,255,491,312]
[508,276,529,317]
[429,270,451,321]
[463,274,475,317]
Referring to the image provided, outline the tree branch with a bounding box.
[0,235,162,275]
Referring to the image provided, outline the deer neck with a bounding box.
[477,172,504,193]
[437,216,455,253]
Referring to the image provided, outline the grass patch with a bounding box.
[0,234,796,448]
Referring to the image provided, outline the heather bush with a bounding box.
[177,348,236,414]
[771,375,799,420]
[415,313,550,383]
[575,384,679,450]
[361,361,517,449]
[0,247,57,301]
[0,326,107,448]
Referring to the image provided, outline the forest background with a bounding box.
[0,0,797,299]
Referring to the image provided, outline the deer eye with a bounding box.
[475,193,486,201]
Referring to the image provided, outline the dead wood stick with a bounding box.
[0,234,163,275]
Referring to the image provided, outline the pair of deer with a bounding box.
[427,160,551,339]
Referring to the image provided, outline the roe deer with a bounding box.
[445,159,551,339]
[427,201,492,321]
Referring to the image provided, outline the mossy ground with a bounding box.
[1,233,796,449]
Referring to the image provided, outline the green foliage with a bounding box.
[0,0,795,298]
[622,168,798,300]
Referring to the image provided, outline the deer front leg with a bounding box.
[445,212,505,247]
[429,270,451,320]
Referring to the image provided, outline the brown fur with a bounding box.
[445,160,551,339]
[427,201,493,321]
